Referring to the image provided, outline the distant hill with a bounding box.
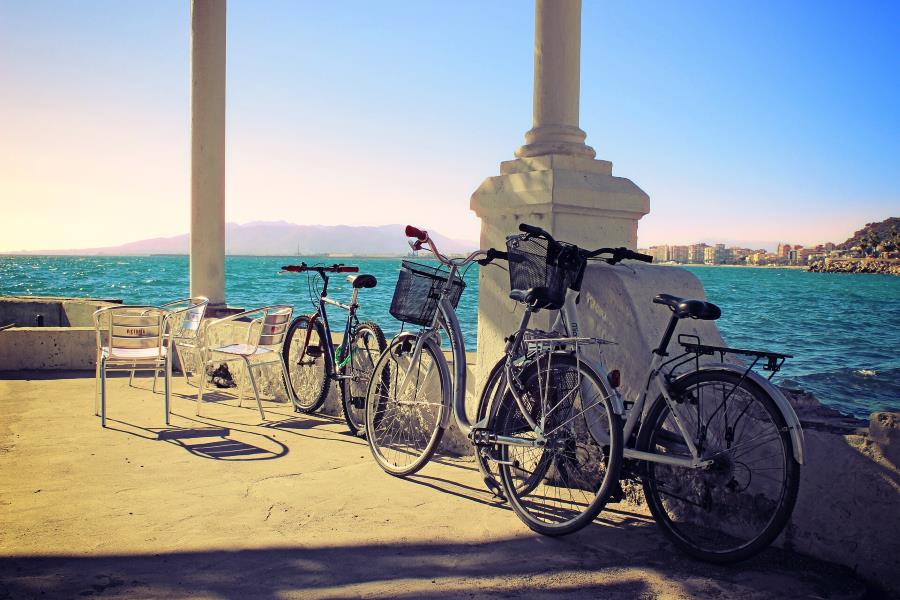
[5,222,477,256]
[839,217,900,250]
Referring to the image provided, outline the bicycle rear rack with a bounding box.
[671,334,792,381]
[521,329,615,355]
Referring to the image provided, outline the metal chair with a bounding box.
[198,305,296,421]
[159,296,209,387]
[93,306,171,427]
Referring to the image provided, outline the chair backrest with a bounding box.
[96,307,167,357]
[165,297,209,340]
[255,306,292,349]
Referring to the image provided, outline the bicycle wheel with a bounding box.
[637,370,800,563]
[283,314,331,413]
[473,357,507,497]
[365,333,449,476]
[341,321,387,436]
[496,353,623,536]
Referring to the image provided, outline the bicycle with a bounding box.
[281,262,386,435]
[364,225,628,535]
[477,224,804,562]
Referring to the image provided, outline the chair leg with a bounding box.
[197,357,207,416]
[153,362,160,393]
[237,361,248,407]
[279,355,299,410]
[245,360,266,421]
[94,354,101,417]
[100,358,108,428]
[129,364,136,387]
[174,344,191,386]
[164,356,172,426]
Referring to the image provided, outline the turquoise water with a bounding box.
[2,255,898,419]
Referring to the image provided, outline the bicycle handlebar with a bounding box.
[583,247,653,265]
[281,263,359,273]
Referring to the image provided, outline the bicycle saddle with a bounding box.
[653,293,721,320]
[347,274,377,289]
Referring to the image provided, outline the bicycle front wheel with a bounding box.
[365,333,449,476]
[496,353,623,536]
[283,314,331,413]
[637,370,800,563]
[341,321,386,436]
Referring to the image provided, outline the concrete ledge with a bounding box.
[0,327,96,370]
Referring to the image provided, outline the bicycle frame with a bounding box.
[551,286,804,466]
[297,271,362,381]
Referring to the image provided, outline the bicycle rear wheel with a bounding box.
[341,321,387,436]
[637,370,800,563]
[496,353,623,536]
[365,333,449,476]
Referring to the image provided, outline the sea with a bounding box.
[2,255,898,420]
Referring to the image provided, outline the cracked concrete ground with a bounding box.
[0,372,876,599]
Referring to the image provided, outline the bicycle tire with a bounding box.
[283,314,331,414]
[365,333,449,477]
[340,321,387,436]
[636,369,801,563]
[496,353,623,536]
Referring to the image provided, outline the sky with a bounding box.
[1,0,898,252]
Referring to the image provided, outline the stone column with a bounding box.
[190,0,226,308]
[517,0,595,159]
[469,0,655,394]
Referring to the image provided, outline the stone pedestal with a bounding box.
[469,154,651,387]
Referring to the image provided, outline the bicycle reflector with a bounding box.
[607,370,621,389]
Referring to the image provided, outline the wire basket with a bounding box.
[389,261,466,327]
[506,234,584,308]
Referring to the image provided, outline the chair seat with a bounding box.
[209,343,276,357]
[102,346,167,360]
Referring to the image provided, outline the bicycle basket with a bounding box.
[389,260,466,327]
[506,234,584,308]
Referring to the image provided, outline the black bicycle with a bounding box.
[280,263,386,435]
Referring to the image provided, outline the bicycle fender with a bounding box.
[392,330,453,430]
[673,364,805,465]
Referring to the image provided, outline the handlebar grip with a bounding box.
[405,225,427,241]
[630,251,654,263]
[281,265,306,272]
[334,265,359,272]
[518,223,547,237]
[477,248,509,266]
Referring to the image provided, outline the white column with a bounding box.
[469,0,652,403]
[516,0,595,159]
[190,0,226,307]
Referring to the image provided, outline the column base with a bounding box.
[469,153,651,391]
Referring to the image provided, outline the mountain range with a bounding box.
[5,222,478,256]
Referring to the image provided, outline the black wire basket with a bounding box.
[389,260,466,327]
[505,234,584,308]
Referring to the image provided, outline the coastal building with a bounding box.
[652,245,671,263]
[689,243,708,264]
[670,245,689,264]
[702,244,726,265]
[777,243,792,258]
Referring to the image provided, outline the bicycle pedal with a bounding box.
[483,476,506,500]
[608,480,625,503]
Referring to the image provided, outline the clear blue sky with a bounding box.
[1,0,897,251]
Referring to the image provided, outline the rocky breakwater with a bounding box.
[808,257,900,275]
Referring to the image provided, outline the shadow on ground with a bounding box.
[0,534,872,600]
